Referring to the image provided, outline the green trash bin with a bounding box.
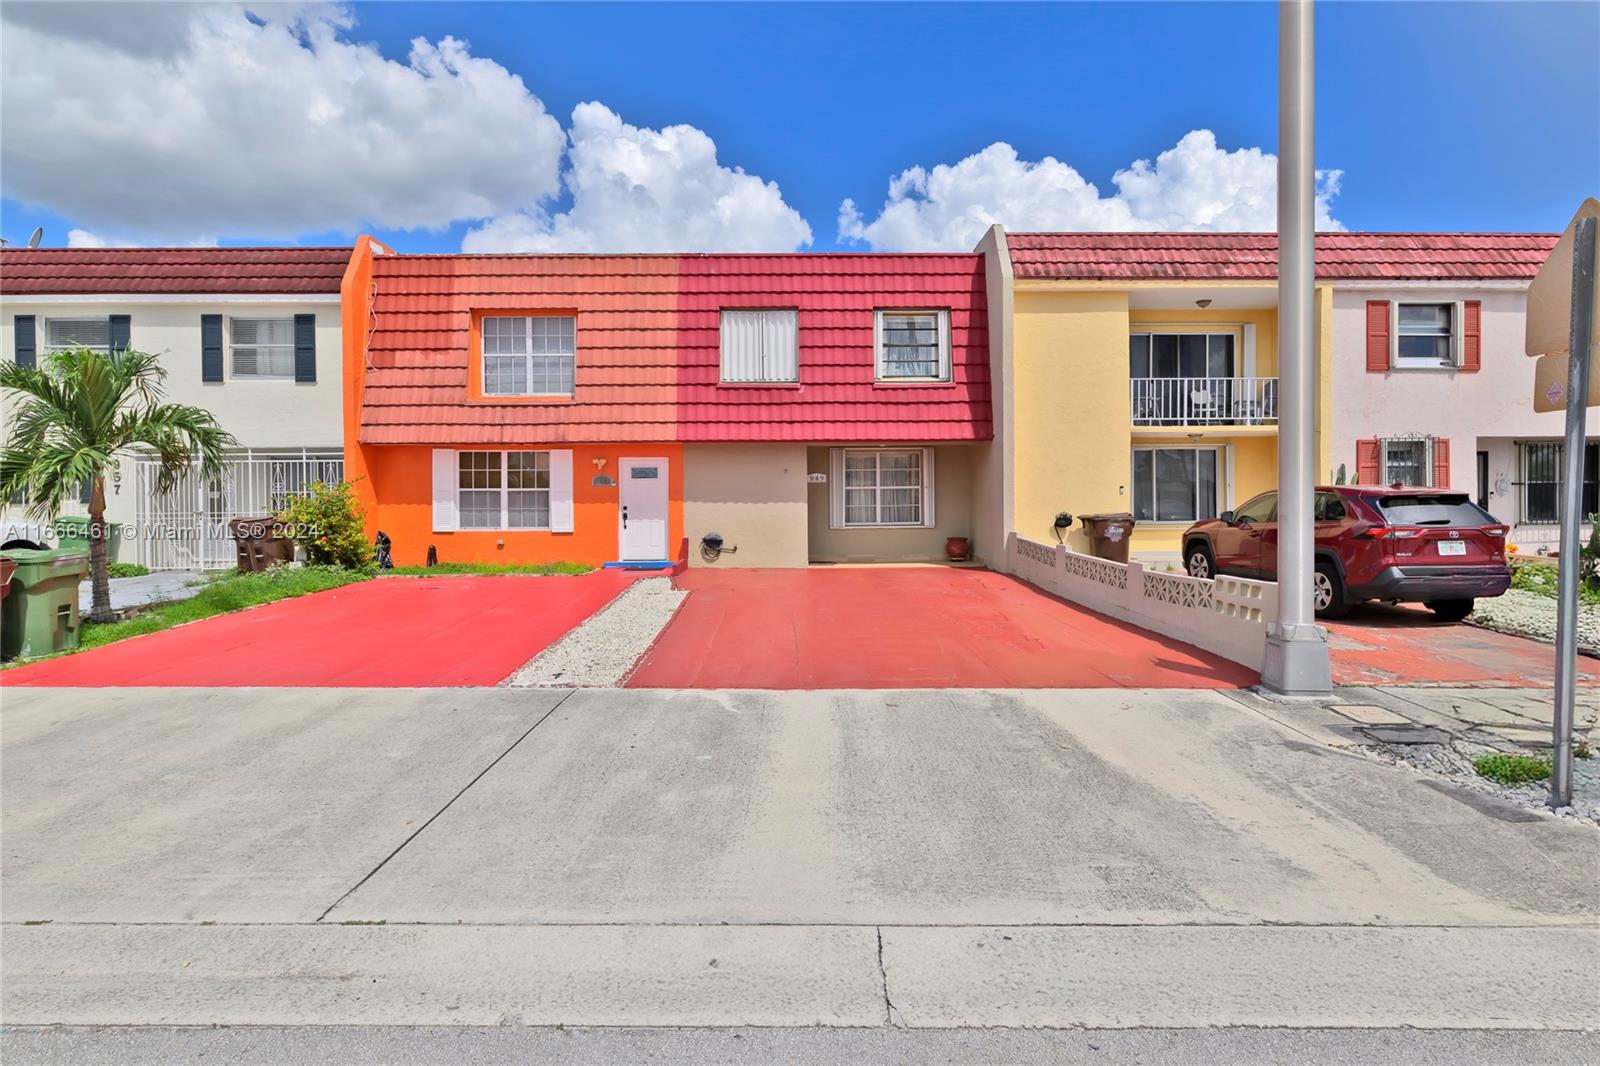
[0,548,89,659]
[54,515,122,564]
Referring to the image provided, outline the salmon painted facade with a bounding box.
[343,243,995,568]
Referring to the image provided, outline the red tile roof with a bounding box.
[1006,232,1559,282]
[0,247,352,295]
[359,253,990,446]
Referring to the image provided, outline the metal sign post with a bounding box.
[1552,215,1597,809]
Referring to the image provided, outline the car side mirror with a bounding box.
[1219,510,1236,525]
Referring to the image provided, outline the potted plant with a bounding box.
[945,536,971,562]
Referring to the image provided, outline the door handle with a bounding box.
[621,506,628,529]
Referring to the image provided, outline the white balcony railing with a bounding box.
[1130,376,1278,426]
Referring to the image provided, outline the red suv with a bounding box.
[1180,485,1510,621]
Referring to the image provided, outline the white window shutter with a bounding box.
[829,448,845,528]
[937,311,952,380]
[431,449,457,532]
[549,449,575,533]
[921,447,937,527]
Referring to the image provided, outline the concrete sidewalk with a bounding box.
[3,687,1597,1032]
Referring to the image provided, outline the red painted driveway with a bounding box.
[1326,602,1600,688]
[2,572,639,688]
[626,567,1257,689]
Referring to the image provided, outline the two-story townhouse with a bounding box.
[988,231,1330,563]
[342,243,994,568]
[1,246,354,568]
[984,229,1574,567]
[1324,234,1583,552]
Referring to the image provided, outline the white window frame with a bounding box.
[43,317,110,354]
[874,309,952,383]
[1130,445,1225,525]
[227,316,296,380]
[719,309,799,383]
[456,450,553,530]
[481,315,577,397]
[1391,301,1462,370]
[1378,435,1433,487]
[829,447,936,529]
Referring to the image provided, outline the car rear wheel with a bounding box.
[1426,598,1474,623]
[1313,560,1350,620]
[1185,542,1215,580]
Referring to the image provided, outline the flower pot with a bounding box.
[945,536,970,562]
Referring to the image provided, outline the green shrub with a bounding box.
[1472,752,1553,786]
[277,480,373,572]
[1509,561,1600,605]
[106,562,150,579]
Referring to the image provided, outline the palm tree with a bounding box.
[1,346,234,622]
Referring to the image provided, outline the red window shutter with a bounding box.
[1431,437,1451,487]
[1356,439,1380,484]
[1460,300,1481,371]
[1365,301,1391,372]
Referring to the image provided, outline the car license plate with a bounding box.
[1438,540,1467,556]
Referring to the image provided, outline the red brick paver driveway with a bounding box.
[627,567,1257,689]
[1325,602,1600,688]
[3,572,640,688]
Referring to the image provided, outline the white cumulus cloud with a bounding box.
[839,131,1345,251]
[2,2,809,253]
[462,103,812,253]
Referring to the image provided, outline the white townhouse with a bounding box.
[1327,232,1597,553]
[0,246,353,568]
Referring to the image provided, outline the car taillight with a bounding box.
[1484,527,1507,537]
[1356,526,1420,539]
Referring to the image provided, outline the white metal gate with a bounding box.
[133,450,344,570]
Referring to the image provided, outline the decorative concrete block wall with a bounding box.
[1007,533,1277,671]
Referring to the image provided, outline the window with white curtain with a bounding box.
[229,317,295,378]
[1132,447,1221,523]
[458,451,551,529]
[44,318,110,354]
[875,310,951,381]
[482,316,576,396]
[838,448,931,527]
[720,309,798,382]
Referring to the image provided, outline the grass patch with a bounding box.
[106,562,151,579]
[1509,561,1600,605]
[79,565,369,651]
[1472,751,1553,786]
[383,561,591,577]
[1576,741,1594,760]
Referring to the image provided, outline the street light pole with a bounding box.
[1263,0,1333,694]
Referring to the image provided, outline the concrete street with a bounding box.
[2,686,1597,1041]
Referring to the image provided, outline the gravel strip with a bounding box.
[1469,588,1600,654]
[1356,738,1600,827]
[503,577,686,688]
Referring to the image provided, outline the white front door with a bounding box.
[618,457,669,560]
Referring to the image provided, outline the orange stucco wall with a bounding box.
[362,442,685,567]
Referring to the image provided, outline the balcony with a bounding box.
[1131,376,1278,427]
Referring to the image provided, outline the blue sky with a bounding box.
[1,1,1595,252]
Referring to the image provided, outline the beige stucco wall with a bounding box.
[1011,289,1132,554]
[683,442,809,567]
[806,444,975,563]
[971,225,1014,570]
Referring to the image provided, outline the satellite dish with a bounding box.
[27,227,43,248]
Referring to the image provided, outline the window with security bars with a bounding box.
[843,449,924,526]
[482,316,576,396]
[45,318,110,354]
[1382,438,1429,487]
[229,317,295,378]
[459,450,551,529]
[1521,441,1600,525]
[875,310,950,381]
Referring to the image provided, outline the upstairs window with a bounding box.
[229,317,295,378]
[1394,303,1456,368]
[482,315,576,397]
[875,310,951,382]
[720,310,798,383]
[44,318,110,354]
